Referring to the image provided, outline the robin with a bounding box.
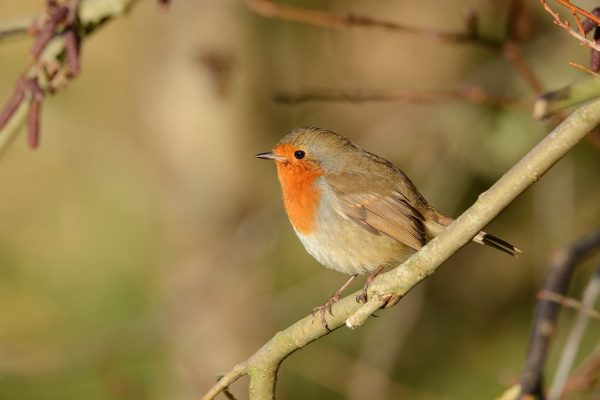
[257,127,519,328]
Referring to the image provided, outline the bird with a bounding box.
[256,127,519,328]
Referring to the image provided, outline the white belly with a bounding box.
[292,209,413,275]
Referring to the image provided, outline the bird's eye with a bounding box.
[294,150,305,159]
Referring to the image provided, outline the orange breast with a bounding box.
[276,161,324,234]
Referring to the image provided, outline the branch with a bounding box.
[274,86,523,108]
[242,0,500,49]
[554,0,600,26]
[0,22,30,42]
[534,76,600,119]
[518,229,600,399]
[540,0,600,53]
[201,96,600,400]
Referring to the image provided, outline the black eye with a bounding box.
[294,150,305,159]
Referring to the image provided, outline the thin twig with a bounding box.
[0,26,29,41]
[548,265,600,400]
[275,86,523,107]
[569,61,600,76]
[518,229,600,399]
[540,0,600,53]
[503,42,544,95]
[538,290,600,320]
[26,78,43,149]
[507,0,531,42]
[555,0,600,27]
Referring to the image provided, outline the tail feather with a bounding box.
[474,232,521,257]
[425,209,521,257]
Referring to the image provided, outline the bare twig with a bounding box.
[540,0,600,53]
[569,61,600,76]
[503,42,544,95]
[275,86,522,107]
[30,4,69,59]
[0,25,29,41]
[538,289,600,321]
[507,0,531,42]
[518,229,600,399]
[548,265,600,400]
[554,0,600,27]
[26,78,44,149]
[202,96,600,400]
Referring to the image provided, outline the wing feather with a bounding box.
[328,174,426,251]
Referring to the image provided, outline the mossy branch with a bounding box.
[201,97,600,400]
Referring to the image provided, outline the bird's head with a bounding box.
[256,127,355,174]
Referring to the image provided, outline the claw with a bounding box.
[311,274,359,331]
[356,290,368,304]
[312,293,341,330]
[356,265,385,304]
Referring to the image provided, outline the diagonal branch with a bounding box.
[554,0,600,26]
[201,95,600,400]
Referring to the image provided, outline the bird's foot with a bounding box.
[312,274,358,330]
[312,292,342,330]
[356,265,386,304]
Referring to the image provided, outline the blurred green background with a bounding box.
[1,0,600,399]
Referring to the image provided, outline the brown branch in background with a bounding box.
[538,290,600,320]
[0,25,30,41]
[275,86,523,108]
[568,61,599,76]
[555,0,600,26]
[572,11,585,36]
[540,0,600,53]
[30,3,69,59]
[507,0,531,42]
[26,78,44,149]
[503,42,544,95]
[63,27,81,77]
[242,0,501,49]
[518,229,600,399]
[581,8,600,72]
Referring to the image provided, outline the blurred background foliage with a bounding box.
[1,0,600,399]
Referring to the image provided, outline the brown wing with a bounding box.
[327,174,427,251]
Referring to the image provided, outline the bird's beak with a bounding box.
[256,151,286,162]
